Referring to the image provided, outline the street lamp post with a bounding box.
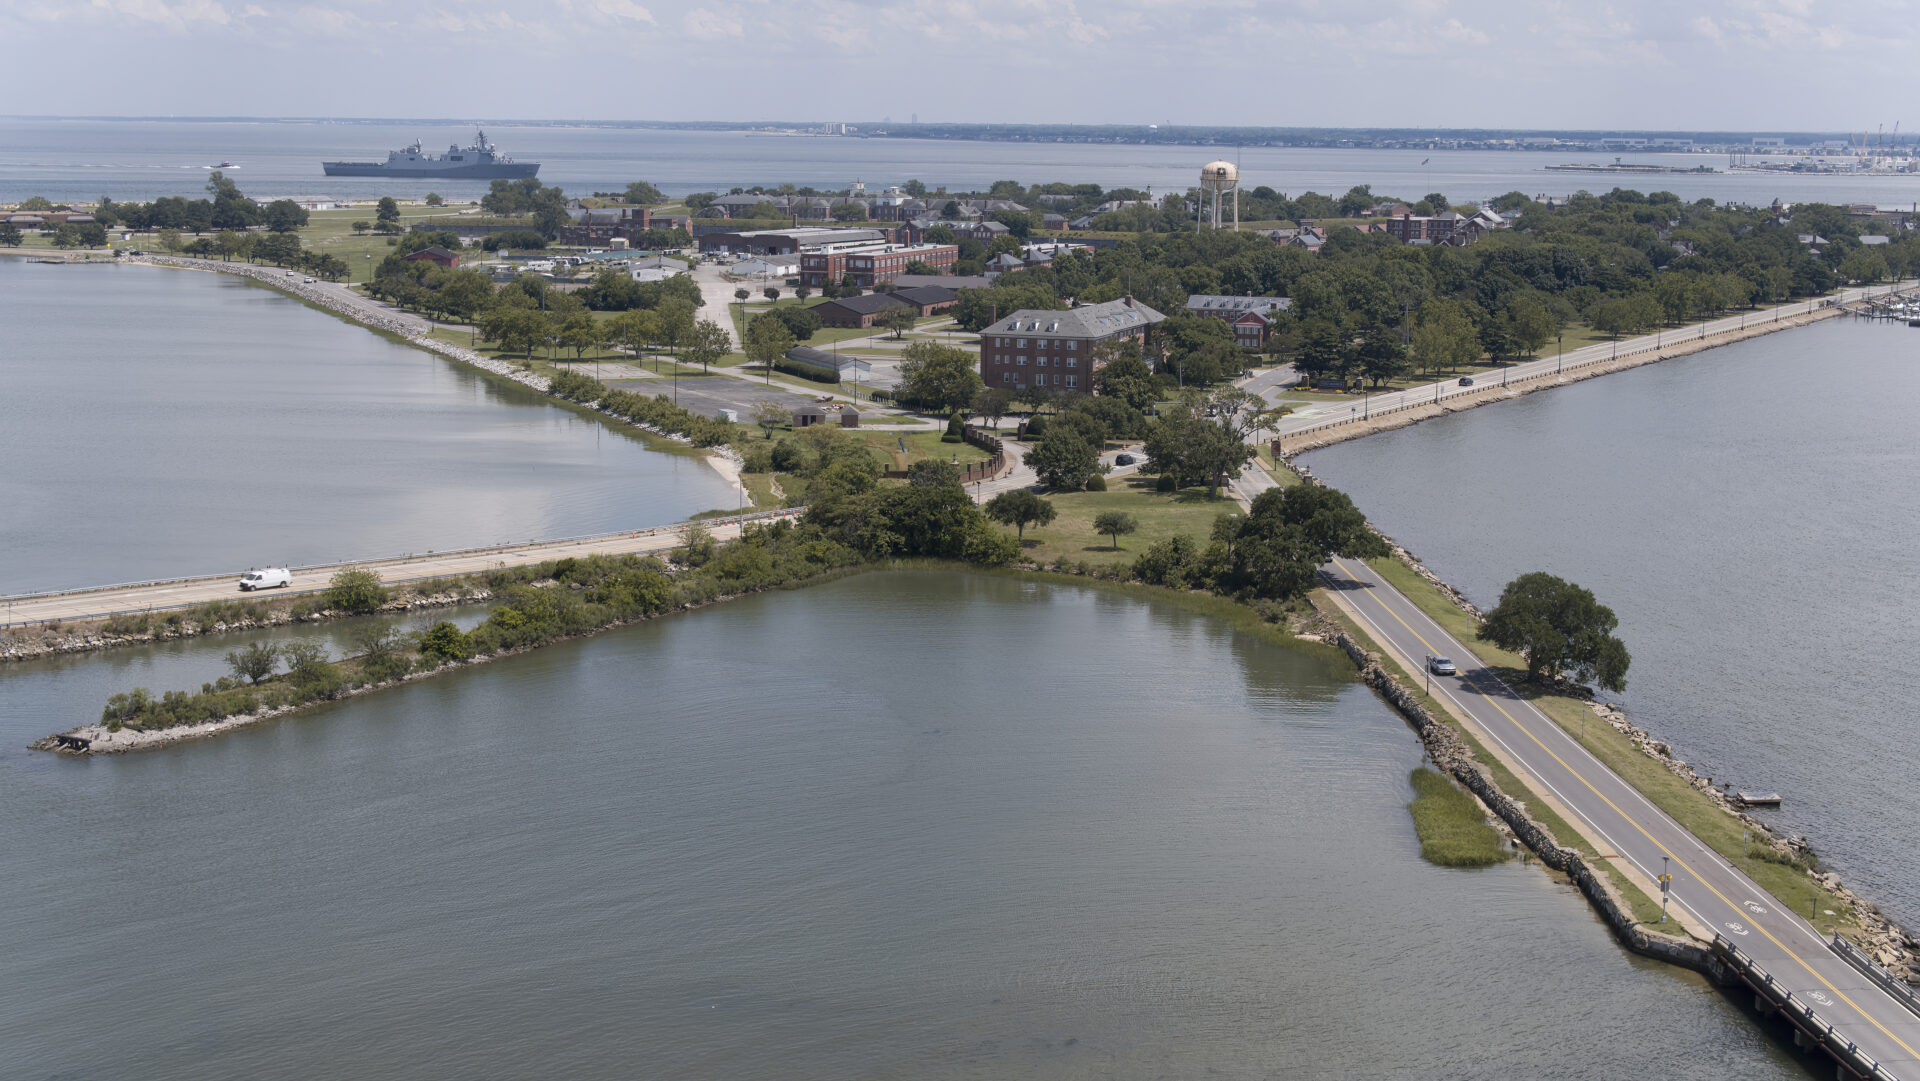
[1556,331,1563,376]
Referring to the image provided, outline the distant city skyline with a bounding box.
[1,0,1912,129]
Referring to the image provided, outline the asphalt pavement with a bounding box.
[1316,553,1920,1078]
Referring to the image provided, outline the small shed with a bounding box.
[792,403,830,428]
[401,245,459,269]
[837,405,861,428]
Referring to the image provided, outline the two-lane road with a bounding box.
[1265,282,1914,437]
[1317,554,1920,1078]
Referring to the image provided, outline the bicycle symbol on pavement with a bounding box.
[1725,922,1751,936]
[1809,991,1834,1006]
[1743,901,1769,915]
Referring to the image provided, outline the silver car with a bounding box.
[1428,656,1457,676]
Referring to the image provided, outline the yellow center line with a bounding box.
[1325,558,1920,1061]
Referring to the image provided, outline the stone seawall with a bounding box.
[133,256,745,469]
[1327,629,1714,972]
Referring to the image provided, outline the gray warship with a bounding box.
[322,130,538,179]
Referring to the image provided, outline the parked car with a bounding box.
[303,276,316,283]
[1114,453,1136,466]
[1428,656,1457,676]
[1457,376,1475,387]
[238,567,292,592]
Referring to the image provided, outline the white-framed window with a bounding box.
[1065,357,1077,368]
[1016,356,1027,365]
[1066,375,1078,388]
[1036,356,1048,367]
[1002,372,1012,384]
[1016,338,1027,348]
[1037,338,1048,348]
[1066,341,1077,351]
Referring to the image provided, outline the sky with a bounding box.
[1,0,1912,131]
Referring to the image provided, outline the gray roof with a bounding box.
[893,274,993,290]
[1186,294,1292,315]
[820,292,913,316]
[891,285,956,306]
[786,346,869,374]
[984,297,1166,339]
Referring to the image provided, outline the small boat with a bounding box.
[1737,792,1782,808]
[216,161,235,168]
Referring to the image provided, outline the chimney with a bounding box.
[1123,294,1133,307]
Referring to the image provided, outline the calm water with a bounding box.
[0,572,1813,1079]
[1300,317,1920,930]
[0,257,734,594]
[4,117,1919,207]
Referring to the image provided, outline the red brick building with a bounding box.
[978,297,1165,393]
[1184,294,1292,348]
[800,243,958,289]
[557,206,653,247]
[401,246,460,268]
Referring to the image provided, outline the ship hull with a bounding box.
[321,162,540,179]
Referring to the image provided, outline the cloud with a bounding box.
[561,0,657,24]
[682,4,743,38]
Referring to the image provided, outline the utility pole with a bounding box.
[1660,856,1672,923]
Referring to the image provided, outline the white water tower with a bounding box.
[1199,160,1239,231]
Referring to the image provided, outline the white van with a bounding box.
[238,567,292,591]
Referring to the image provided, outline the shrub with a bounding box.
[773,357,840,384]
[102,613,152,636]
[942,410,965,443]
[325,569,388,614]
[1155,474,1177,493]
[1085,474,1107,491]
[868,387,892,402]
[1023,414,1048,437]
[418,620,474,663]
[225,641,281,684]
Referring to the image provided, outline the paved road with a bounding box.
[1314,551,1920,1078]
[3,516,791,627]
[1269,282,1914,438]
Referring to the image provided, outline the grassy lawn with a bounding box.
[858,429,989,471]
[1363,554,1862,937]
[1408,767,1515,867]
[1013,476,1237,568]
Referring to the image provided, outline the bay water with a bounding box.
[0,256,734,595]
[5,117,1920,208]
[1300,317,1920,930]
[0,572,1815,1079]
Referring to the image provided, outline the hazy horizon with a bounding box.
[1,1,1910,131]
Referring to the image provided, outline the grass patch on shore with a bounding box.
[1408,767,1514,867]
[1310,589,1668,927]
[860,429,990,471]
[1358,554,1862,936]
[1012,476,1238,568]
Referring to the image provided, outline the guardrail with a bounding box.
[1713,934,1906,1081]
[1832,934,1920,1022]
[0,508,801,629]
[1277,284,1918,447]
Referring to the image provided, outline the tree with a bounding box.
[763,286,781,302]
[972,387,1012,430]
[830,202,867,221]
[685,319,731,373]
[225,642,279,684]
[1479,572,1631,692]
[877,305,918,339]
[425,192,445,207]
[1026,426,1104,491]
[157,229,184,253]
[263,199,309,233]
[1217,484,1386,600]
[0,223,21,247]
[623,180,666,205]
[895,341,984,413]
[1093,511,1138,550]
[984,489,1056,541]
[907,459,962,488]
[375,196,401,227]
[1142,405,1255,496]
[1411,298,1480,375]
[745,314,796,382]
[1839,247,1889,285]
[325,568,388,614]
[750,398,789,436]
[1091,343,1158,411]
[735,288,750,302]
[417,620,472,662]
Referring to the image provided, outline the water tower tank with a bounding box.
[1201,160,1238,192]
